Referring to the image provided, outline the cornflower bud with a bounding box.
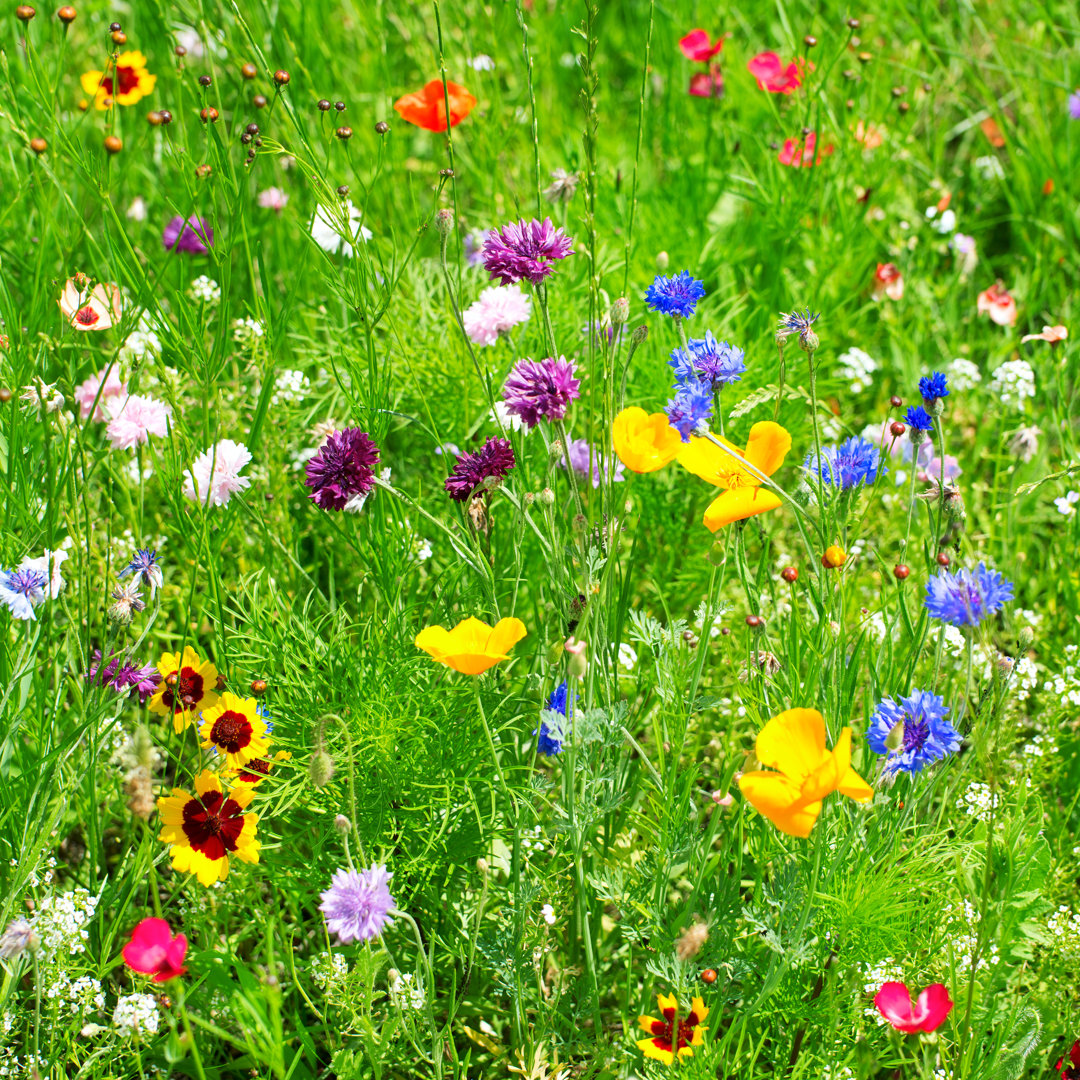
[610,297,630,325]
[435,207,454,238]
[333,814,351,834]
[656,251,670,271]
[631,325,649,345]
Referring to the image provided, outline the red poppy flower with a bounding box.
[689,68,724,98]
[393,79,477,132]
[1056,1039,1080,1080]
[122,918,188,982]
[778,131,833,168]
[747,52,803,93]
[679,29,724,62]
[873,262,904,301]
[873,981,953,1033]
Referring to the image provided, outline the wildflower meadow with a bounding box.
[1,0,1079,1076]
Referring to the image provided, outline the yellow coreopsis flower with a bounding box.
[198,692,271,770]
[612,407,683,473]
[636,992,709,1065]
[677,420,792,531]
[414,616,527,675]
[148,646,220,734]
[157,770,260,886]
[80,51,157,109]
[738,709,873,837]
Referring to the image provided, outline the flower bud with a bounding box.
[308,748,335,788]
[884,719,905,752]
[656,251,670,271]
[333,814,351,834]
[631,325,649,345]
[822,545,847,569]
[435,208,455,237]
[539,487,555,506]
[1017,626,1034,652]
[565,636,587,680]
[610,297,630,325]
[476,857,489,875]
[799,328,819,353]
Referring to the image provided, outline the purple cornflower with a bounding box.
[560,438,625,488]
[305,428,381,512]
[867,688,961,776]
[904,405,935,432]
[1069,90,1080,121]
[670,331,746,391]
[502,356,580,428]
[804,437,885,490]
[445,437,516,502]
[776,308,820,341]
[534,681,571,756]
[645,271,705,318]
[0,568,47,621]
[118,548,163,596]
[924,562,1014,627]
[463,228,487,267]
[87,650,162,702]
[481,218,575,286]
[665,377,713,442]
[162,216,213,254]
[319,864,396,944]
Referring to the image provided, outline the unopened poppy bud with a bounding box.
[308,748,335,788]
[1018,626,1034,651]
[822,545,847,569]
[884,719,905,752]
[435,208,454,237]
[57,5,76,23]
[656,250,669,271]
[631,324,649,345]
[333,814,351,834]
[476,857,489,875]
[386,967,400,985]
[610,297,630,325]
[706,540,726,567]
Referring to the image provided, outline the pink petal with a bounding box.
[679,29,710,61]
[874,982,919,1031]
[912,983,953,1032]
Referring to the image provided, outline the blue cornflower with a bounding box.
[904,405,935,432]
[918,371,949,404]
[665,377,714,442]
[645,271,706,319]
[924,561,1014,627]
[866,688,961,776]
[0,568,48,622]
[776,308,820,340]
[535,681,571,756]
[670,331,747,391]
[804,436,885,490]
[118,548,164,596]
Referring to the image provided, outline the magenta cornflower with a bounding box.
[319,864,396,944]
[481,218,575,286]
[162,216,213,254]
[305,428,381,512]
[502,356,580,428]
[445,437,516,502]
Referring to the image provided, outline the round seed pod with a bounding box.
[273,69,290,86]
[16,6,36,21]
[29,137,47,154]
[241,62,257,79]
[103,134,122,154]
[56,5,76,23]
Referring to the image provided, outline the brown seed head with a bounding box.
[241,62,257,80]
[103,134,122,154]
[317,99,331,111]
[781,566,799,583]
[30,137,47,154]
[701,968,718,984]
[804,34,817,46]
[890,421,906,438]
[890,394,903,408]
[745,614,764,630]
[893,564,910,580]
[146,111,163,126]
[335,126,352,140]
[56,4,75,22]
[374,120,389,134]
[0,388,12,402]
[253,94,267,108]
[110,29,125,44]
[195,163,212,178]
[250,679,267,696]
[175,44,186,57]
[16,5,36,21]
[936,552,950,567]
[159,109,173,124]
[847,17,860,28]
[273,69,289,85]
[200,106,218,123]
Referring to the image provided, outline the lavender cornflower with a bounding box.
[670,331,746,391]
[305,428,381,512]
[777,308,820,344]
[904,405,935,433]
[867,689,961,776]
[534,681,571,756]
[319,864,396,944]
[87,651,162,703]
[445,437,516,502]
[560,438,626,488]
[645,271,706,319]
[0,919,37,959]
[481,218,574,286]
[108,581,145,625]
[804,437,885,490]
[924,562,1014,627]
[502,356,581,428]
[118,548,163,596]
[919,372,950,414]
[162,215,213,254]
[0,568,47,621]
[463,228,487,267]
[665,377,713,442]
[1069,90,1080,121]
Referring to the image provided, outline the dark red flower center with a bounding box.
[74,305,99,326]
[181,789,245,860]
[648,1007,702,1055]
[161,666,204,712]
[237,758,272,783]
[210,710,253,753]
[99,64,140,98]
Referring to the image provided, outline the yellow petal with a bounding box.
[486,617,527,656]
[80,70,106,95]
[656,992,677,1015]
[739,771,824,837]
[754,709,829,784]
[612,407,682,473]
[743,421,792,477]
[636,1038,674,1065]
[702,486,782,531]
[689,996,709,1025]
[194,770,222,798]
[637,1014,660,1035]
[677,434,750,487]
[414,624,454,660]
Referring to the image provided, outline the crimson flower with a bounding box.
[122,917,188,982]
[689,69,724,98]
[747,51,803,93]
[1056,1039,1080,1080]
[778,131,833,168]
[873,982,953,1034]
[679,29,724,62]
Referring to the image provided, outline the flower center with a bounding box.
[162,666,204,712]
[210,710,253,753]
[181,790,245,859]
[902,717,930,753]
[74,305,99,326]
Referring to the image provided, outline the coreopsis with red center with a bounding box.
[157,770,260,886]
[148,646,220,733]
[122,918,187,982]
[80,50,156,109]
[198,692,271,770]
[636,992,709,1064]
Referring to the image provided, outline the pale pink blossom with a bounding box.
[58,276,122,332]
[105,395,172,451]
[257,187,289,213]
[74,365,128,421]
[872,262,904,301]
[462,284,532,346]
[977,281,1017,327]
[1020,324,1067,344]
[183,439,253,506]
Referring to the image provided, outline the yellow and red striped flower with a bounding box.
[148,647,219,733]
[80,51,156,110]
[198,692,271,770]
[636,992,709,1065]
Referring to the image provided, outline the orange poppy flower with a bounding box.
[612,407,683,473]
[393,79,477,132]
[677,421,791,531]
[415,616,526,675]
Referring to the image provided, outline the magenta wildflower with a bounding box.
[319,864,395,943]
[502,356,580,428]
[445,437,515,502]
[304,428,381,512]
[481,218,574,286]
[88,650,162,703]
[163,216,213,254]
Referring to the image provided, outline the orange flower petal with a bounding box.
[754,709,828,782]
[702,486,782,531]
[743,421,792,476]
[612,407,682,473]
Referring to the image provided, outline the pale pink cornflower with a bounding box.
[462,284,532,346]
[74,365,128,421]
[257,187,289,213]
[183,439,253,506]
[105,395,172,451]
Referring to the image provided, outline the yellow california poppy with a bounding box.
[677,420,792,531]
[80,51,156,110]
[738,709,873,837]
[414,616,527,675]
[612,407,683,474]
[636,992,709,1064]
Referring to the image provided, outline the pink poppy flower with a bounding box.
[74,365,128,421]
[679,29,724,62]
[778,131,833,168]
[122,917,188,982]
[873,263,904,301]
[977,281,1017,327]
[873,981,953,1034]
[58,275,122,332]
[689,68,725,98]
[105,394,172,451]
[747,52,803,94]
[1020,324,1067,344]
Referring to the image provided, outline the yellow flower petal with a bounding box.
[702,486,783,531]
[754,709,829,784]
[738,771,824,838]
[80,70,106,95]
[486,617,528,656]
[636,1038,674,1065]
[612,407,682,473]
[415,616,526,674]
[743,421,792,476]
[194,769,222,799]
[677,434,754,487]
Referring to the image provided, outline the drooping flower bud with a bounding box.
[308,748,335,788]
[333,814,352,834]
